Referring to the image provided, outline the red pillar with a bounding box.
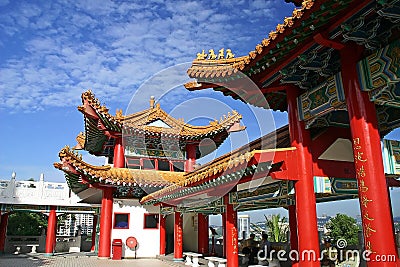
[224,195,238,267]
[341,45,399,265]
[222,212,226,257]
[287,87,320,266]
[173,212,183,261]
[0,213,9,253]
[91,215,98,252]
[185,143,196,172]
[45,206,57,255]
[160,215,166,255]
[113,137,125,168]
[98,187,113,259]
[198,213,209,255]
[288,205,299,267]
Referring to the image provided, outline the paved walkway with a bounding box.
[0,253,177,267]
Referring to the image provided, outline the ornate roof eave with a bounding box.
[140,124,293,204]
[185,0,384,111]
[285,0,303,7]
[140,147,296,205]
[73,132,86,150]
[54,146,185,188]
[79,90,245,141]
[244,0,374,84]
[186,1,316,81]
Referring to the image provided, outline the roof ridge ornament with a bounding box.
[150,96,155,108]
[196,48,235,60]
[116,109,123,119]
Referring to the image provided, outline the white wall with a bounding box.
[164,212,199,253]
[111,199,160,258]
[183,213,198,252]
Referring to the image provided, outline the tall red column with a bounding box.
[45,206,57,256]
[160,215,166,255]
[224,195,238,267]
[222,212,226,257]
[185,143,196,172]
[0,213,9,253]
[198,213,209,255]
[113,137,125,168]
[98,187,113,259]
[287,87,320,266]
[288,205,299,267]
[91,215,98,252]
[341,45,399,265]
[173,212,183,261]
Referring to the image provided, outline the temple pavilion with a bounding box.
[51,0,400,267]
[54,90,245,259]
[182,0,400,266]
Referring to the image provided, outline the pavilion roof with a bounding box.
[78,90,244,156]
[140,148,291,205]
[185,0,398,111]
[140,125,291,204]
[54,146,185,189]
[55,124,290,202]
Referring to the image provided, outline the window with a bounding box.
[114,213,129,229]
[172,161,185,172]
[127,158,141,169]
[144,214,159,229]
[142,159,155,169]
[158,160,170,171]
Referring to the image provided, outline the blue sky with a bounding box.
[0,0,294,181]
[1,0,399,219]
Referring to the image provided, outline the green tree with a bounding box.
[251,214,289,242]
[265,214,288,242]
[325,213,360,246]
[7,212,47,236]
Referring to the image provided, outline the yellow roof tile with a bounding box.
[55,146,185,187]
[79,90,243,138]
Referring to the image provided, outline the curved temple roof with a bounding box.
[78,90,245,156]
[140,149,273,205]
[185,0,315,89]
[185,0,399,112]
[141,125,292,205]
[54,146,185,188]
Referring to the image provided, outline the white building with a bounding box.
[57,214,94,236]
[238,214,250,240]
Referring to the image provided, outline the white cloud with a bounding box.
[0,0,294,113]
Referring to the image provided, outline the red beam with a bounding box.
[310,127,352,158]
[252,0,371,85]
[250,149,296,165]
[387,178,400,187]
[312,160,355,178]
[313,33,344,50]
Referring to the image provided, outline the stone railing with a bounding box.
[0,173,84,206]
[5,234,92,254]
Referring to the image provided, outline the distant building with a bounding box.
[356,215,363,227]
[57,214,94,236]
[317,214,331,233]
[238,214,250,240]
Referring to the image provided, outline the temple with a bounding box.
[183,0,400,266]
[53,90,245,259]
[49,0,400,267]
